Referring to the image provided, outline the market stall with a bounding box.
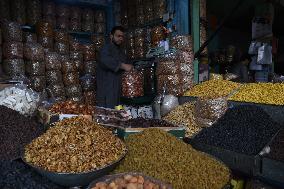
[1,0,284,189]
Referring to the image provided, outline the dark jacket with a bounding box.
[96,42,127,108]
[229,62,249,83]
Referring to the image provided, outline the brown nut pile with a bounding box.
[24,117,126,173]
[49,100,95,115]
[163,102,201,137]
[91,174,171,189]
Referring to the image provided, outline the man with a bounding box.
[96,26,133,108]
[229,53,252,83]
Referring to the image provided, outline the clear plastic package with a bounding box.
[45,52,61,70]
[11,0,26,25]
[63,72,79,85]
[83,43,96,61]
[69,19,81,32]
[82,20,95,33]
[84,61,96,75]
[80,74,96,92]
[24,43,44,61]
[36,21,54,37]
[3,59,25,77]
[46,83,65,97]
[56,17,69,30]
[42,0,55,16]
[170,35,192,52]
[122,69,144,98]
[38,36,54,49]
[24,32,37,43]
[94,23,106,34]
[94,10,106,23]
[54,30,69,43]
[46,70,63,85]
[0,0,10,21]
[82,8,94,22]
[3,42,23,59]
[54,42,69,55]
[70,51,83,61]
[2,21,23,42]
[56,4,70,18]
[25,61,45,76]
[26,0,42,25]
[70,6,82,20]
[65,84,82,97]
[30,76,46,92]
[61,59,76,73]
[69,38,82,51]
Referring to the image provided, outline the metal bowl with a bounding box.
[87,172,173,189]
[22,149,127,187]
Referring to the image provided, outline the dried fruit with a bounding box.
[24,117,126,173]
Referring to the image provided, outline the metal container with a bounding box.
[87,172,173,189]
[22,149,127,187]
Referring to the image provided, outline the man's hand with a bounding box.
[121,63,133,72]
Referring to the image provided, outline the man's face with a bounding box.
[111,30,124,46]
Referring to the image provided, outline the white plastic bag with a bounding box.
[257,43,272,65]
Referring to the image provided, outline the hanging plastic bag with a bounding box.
[257,43,272,65]
[248,41,262,55]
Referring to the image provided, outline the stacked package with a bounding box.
[24,42,46,94]
[134,28,146,59]
[42,0,56,28]
[45,52,65,101]
[0,0,10,21]
[69,6,82,32]
[62,55,82,102]
[56,4,69,31]
[11,0,26,25]
[153,0,166,20]
[82,8,95,32]
[2,22,25,79]
[94,10,106,34]
[157,35,194,96]
[36,21,54,51]
[81,43,97,105]
[54,30,69,55]
[27,0,42,25]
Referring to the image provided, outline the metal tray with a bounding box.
[87,172,173,189]
[187,139,262,177]
[22,148,127,187]
[117,126,186,140]
[228,100,284,125]
[258,130,284,188]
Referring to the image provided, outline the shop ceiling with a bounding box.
[207,0,284,35]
